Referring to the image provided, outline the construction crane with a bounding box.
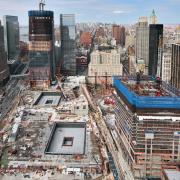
[39,0,45,11]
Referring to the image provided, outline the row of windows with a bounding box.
[34,17,51,20]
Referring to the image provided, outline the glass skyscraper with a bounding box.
[149,24,163,77]
[28,10,55,89]
[60,14,76,76]
[3,15,19,61]
[0,21,9,86]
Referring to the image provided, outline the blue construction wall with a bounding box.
[113,77,180,109]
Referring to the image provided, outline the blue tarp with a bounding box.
[113,77,180,109]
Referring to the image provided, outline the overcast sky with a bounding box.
[0,0,179,26]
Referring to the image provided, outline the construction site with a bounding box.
[0,76,119,180]
[112,76,180,179]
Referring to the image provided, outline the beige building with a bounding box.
[162,51,172,83]
[88,49,123,83]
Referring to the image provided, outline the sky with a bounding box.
[0,0,180,26]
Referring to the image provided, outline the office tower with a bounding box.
[162,49,172,83]
[0,21,9,86]
[161,44,172,83]
[60,14,76,76]
[112,25,125,47]
[149,24,163,77]
[3,15,19,61]
[28,1,55,89]
[135,17,149,74]
[171,44,180,89]
[150,9,157,24]
[112,25,120,45]
[119,26,126,47]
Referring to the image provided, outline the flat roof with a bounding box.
[113,77,180,110]
[33,92,61,106]
[45,122,86,155]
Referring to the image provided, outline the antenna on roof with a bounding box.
[39,0,46,11]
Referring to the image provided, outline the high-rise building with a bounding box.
[60,14,76,76]
[149,24,163,77]
[135,17,149,74]
[112,25,120,45]
[171,44,180,89]
[162,51,172,83]
[112,25,125,47]
[28,1,55,89]
[150,9,157,24]
[3,15,19,61]
[0,21,9,86]
[135,16,163,76]
[120,26,126,47]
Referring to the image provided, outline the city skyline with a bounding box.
[0,0,180,25]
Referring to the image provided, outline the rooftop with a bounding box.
[113,76,180,112]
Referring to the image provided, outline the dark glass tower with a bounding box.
[3,15,19,61]
[60,14,76,76]
[149,24,163,77]
[28,2,55,89]
[0,21,9,86]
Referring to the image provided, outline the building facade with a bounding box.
[171,44,180,89]
[113,77,180,179]
[135,17,149,75]
[88,49,123,84]
[149,24,163,77]
[80,31,92,47]
[28,9,55,89]
[112,25,126,47]
[3,15,19,61]
[162,51,171,83]
[0,21,9,86]
[60,14,76,76]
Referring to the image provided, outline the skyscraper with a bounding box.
[171,44,180,89]
[60,14,76,76]
[135,17,149,74]
[3,15,19,61]
[28,1,55,89]
[149,24,163,77]
[119,26,126,47]
[0,21,9,86]
[112,25,125,47]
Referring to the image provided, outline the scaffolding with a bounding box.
[112,77,180,179]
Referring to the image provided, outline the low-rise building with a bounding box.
[88,49,123,84]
